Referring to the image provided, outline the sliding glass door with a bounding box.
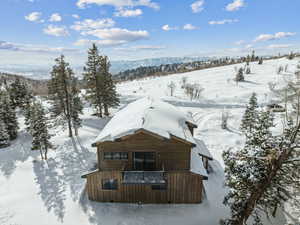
[133,152,156,171]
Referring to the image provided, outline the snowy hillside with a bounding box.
[0,58,299,225]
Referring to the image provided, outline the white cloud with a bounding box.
[76,0,159,10]
[183,24,198,30]
[268,44,292,49]
[83,28,149,41]
[74,39,127,47]
[226,0,245,12]
[0,40,78,53]
[235,40,245,45]
[254,32,296,42]
[25,12,44,23]
[76,28,149,47]
[115,45,166,51]
[43,25,69,37]
[209,19,238,25]
[191,0,204,13]
[72,14,80,19]
[245,44,253,49]
[49,13,62,22]
[71,18,115,31]
[114,8,143,17]
[161,24,177,31]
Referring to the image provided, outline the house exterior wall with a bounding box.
[97,131,192,171]
[86,170,203,203]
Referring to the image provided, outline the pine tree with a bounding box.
[31,102,52,160]
[240,93,259,133]
[222,111,300,225]
[0,91,18,140]
[83,44,119,117]
[83,44,104,117]
[0,118,10,148]
[9,78,32,109]
[70,78,83,136]
[235,67,245,82]
[100,55,120,116]
[48,55,77,137]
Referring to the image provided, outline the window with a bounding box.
[102,179,118,190]
[151,184,167,190]
[104,152,128,160]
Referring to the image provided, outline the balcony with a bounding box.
[122,162,166,185]
[122,171,166,185]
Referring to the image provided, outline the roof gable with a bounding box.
[93,97,197,145]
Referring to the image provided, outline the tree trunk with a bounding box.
[75,127,78,136]
[39,149,44,160]
[44,147,48,160]
[104,104,109,116]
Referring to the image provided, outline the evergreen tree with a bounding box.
[0,91,18,140]
[235,68,245,82]
[258,57,263,65]
[222,112,300,225]
[70,78,83,136]
[83,44,119,117]
[83,44,104,117]
[240,93,259,133]
[100,55,120,116]
[9,78,32,109]
[31,102,52,160]
[0,118,10,148]
[48,55,77,137]
[251,50,256,62]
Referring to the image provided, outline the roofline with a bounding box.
[185,121,198,128]
[198,153,213,161]
[92,128,195,147]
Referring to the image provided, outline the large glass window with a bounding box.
[102,179,118,190]
[104,152,128,160]
[133,152,156,171]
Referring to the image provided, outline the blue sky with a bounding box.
[0,0,300,70]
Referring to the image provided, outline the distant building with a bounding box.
[82,97,213,203]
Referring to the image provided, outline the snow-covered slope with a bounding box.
[0,58,298,225]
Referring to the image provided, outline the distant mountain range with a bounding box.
[0,56,210,80]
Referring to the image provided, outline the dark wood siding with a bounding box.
[86,170,203,203]
[97,131,191,171]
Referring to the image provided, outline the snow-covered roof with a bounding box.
[93,97,197,145]
[190,147,208,178]
[93,97,208,178]
[193,138,213,160]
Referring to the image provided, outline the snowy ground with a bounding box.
[1,58,299,225]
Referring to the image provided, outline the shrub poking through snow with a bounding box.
[221,108,229,129]
[184,82,204,101]
[167,81,176,96]
[245,67,251,74]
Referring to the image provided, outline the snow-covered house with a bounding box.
[82,97,213,203]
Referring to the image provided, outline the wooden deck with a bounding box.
[85,170,203,203]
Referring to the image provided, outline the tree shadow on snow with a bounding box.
[0,131,37,178]
[33,159,66,222]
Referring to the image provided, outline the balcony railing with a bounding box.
[122,164,166,185]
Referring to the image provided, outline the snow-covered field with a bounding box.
[1,58,299,225]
